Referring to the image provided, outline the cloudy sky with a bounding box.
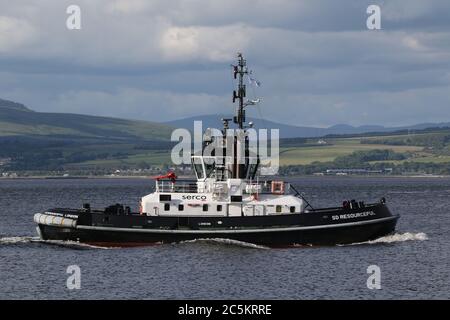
[0,0,449,127]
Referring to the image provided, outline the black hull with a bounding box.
[36,203,399,247]
[38,217,398,247]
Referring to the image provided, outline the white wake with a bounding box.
[177,238,269,250]
[0,236,113,249]
[346,232,428,246]
[0,236,38,244]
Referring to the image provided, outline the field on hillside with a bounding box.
[3,98,450,173]
[279,138,424,165]
[66,136,428,169]
[4,119,450,172]
[67,150,172,168]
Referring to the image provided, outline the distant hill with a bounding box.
[0,98,173,141]
[0,98,32,112]
[165,114,450,138]
[3,96,449,141]
[0,98,178,171]
[2,98,450,173]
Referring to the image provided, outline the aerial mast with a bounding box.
[232,52,248,129]
[230,53,256,179]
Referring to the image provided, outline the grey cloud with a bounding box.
[0,0,449,127]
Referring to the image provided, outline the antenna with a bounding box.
[221,118,232,134]
[227,53,261,179]
[232,52,248,129]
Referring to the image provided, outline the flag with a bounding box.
[248,77,261,87]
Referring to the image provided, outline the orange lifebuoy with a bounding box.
[271,181,285,194]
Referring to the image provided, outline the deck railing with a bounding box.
[156,179,290,195]
[156,180,198,193]
[244,181,290,194]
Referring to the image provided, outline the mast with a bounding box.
[207,53,260,181]
[229,52,259,179]
[232,52,248,129]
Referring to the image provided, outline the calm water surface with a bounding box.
[0,177,448,299]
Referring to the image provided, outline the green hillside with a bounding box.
[0,99,173,141]
[0,98,176,172]
[279,128,450,175]
[2,97,450,175]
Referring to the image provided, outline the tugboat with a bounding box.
[34,53,399,247]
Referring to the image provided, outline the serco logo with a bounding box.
[182,195,207,201]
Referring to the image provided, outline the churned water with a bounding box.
[0,177,448,299]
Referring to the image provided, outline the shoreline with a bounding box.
[1,174,449,180]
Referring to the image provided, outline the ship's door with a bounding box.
[254,205,265,216]
[228,204,242,217]
[243,205,254,216]
[154,207,159,216]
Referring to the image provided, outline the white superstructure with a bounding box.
[141,53,305,218]
[141,177,304,217]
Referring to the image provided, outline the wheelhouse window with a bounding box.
[246,158,259,179]
[217,205,222,212]
[276,205,282,213]
[160,194,171,201]
[204,157,216,178]
[164,203,170,211]
[203,204,208,212]
[178,204,184,211]
[192,157,205,179]
[290,206,296,213]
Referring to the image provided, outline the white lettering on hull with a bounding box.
[331,211,375,221]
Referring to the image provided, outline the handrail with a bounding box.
[155,179,300,196]
[156,180,198,193]
[290,184,314,210]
